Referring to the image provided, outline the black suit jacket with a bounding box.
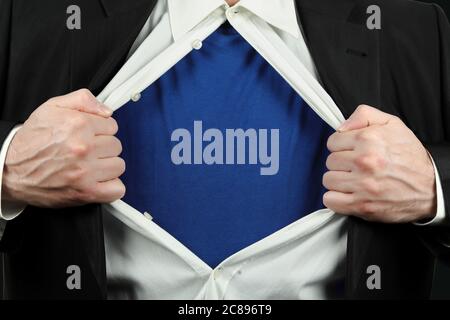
[0,0,449,299]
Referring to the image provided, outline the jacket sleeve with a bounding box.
[420,4,450,265]
[0,0,22,251]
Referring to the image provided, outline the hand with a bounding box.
[323,105,436,223]
[2,89,126,208]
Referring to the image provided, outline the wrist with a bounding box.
[420,150,438,220]
[2,138,26,205]
[416,198,437,223]
[1,169,25,205]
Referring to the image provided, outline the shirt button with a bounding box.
[192,39,203,50]
[143,212,153,220]
[131,92,141,102]
[214,267,223,280]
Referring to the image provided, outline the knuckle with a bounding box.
[356,201,377,217]
[69,142,90,158]
[323,192,341,212]
[326,153,337,169]
[354,154,373,171]
[66,166,87,184]
[355,130,377,143]
[70,188,91,203]
[109,157,126,177]
[325,155,332,170]
[102,180,126,202]
[117,180,126,199]
[108,118,119,135]
[354,153,382,172]
[77,90,96,108]
[105,136,123,156]
[82,192,96,203]
[65,189,83,203]
[69,114,88,130]
[79,185,98,203]
[77,88,94,101]
[322,192,332,208]
[115,137,123,155]
[118,158,126,175]
[356,104,372,115]
[360,178,381,196]
[390,115,402,123]
[326,133,337,151]
[322,171,331,188]
[46,97,57,106]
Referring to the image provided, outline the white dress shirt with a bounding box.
[99,0,349,300]
[0,0,446,296]
[94,0,443,299]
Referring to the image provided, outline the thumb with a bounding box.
[338,104,392,132]
[50,89,113,118]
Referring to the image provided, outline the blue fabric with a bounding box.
[114,22,334,268]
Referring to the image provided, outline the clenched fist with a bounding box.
[323,105,436,223]
[1,89,126,208]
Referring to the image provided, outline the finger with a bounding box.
[326,151,355,172]
[89,116,119,136]
[93,178,126,203]
[327,131,355,152]
[94,157,126,182]
[338,105,393,132]
[322,171,356,193]
[323,191,355,214]
[49,89,112,118]
[92,136,122,159]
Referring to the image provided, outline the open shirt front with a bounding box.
[99,4,348,300]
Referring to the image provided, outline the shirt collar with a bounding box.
[168,0,300,41]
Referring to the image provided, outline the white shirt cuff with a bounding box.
[0,125,26,221]
[414,154,446,226]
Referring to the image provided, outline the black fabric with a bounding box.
[422,0,450,18]
[295,0,450,299]
[0,0,158,300]
[0,0,449,299]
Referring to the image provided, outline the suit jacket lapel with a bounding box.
[67,0,158,297]
[88,0,158,93]
[295,0,383,298]
[99,0,155,17]
[295,0,381,119]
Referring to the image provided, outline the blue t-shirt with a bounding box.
[114,22,333,267]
